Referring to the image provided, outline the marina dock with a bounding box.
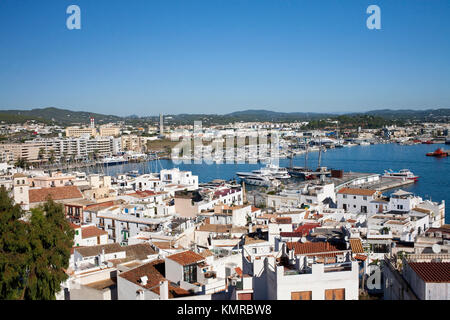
[358,177,415,191]
[284,170,416,193]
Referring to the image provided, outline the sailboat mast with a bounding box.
[317,138,322,169]
[304,138,308,170]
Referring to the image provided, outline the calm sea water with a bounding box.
[92,143,449,223]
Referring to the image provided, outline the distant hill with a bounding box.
[225,109,335,122]
[0,106,448,125]
[0,107,123,125]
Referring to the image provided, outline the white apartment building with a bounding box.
[266,182,336,211]
[160,168,199,190]
[336,188,379,214]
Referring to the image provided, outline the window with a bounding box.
[343,195,347,199]
[325,288,345,300]
[291,291,312,300]
[252,248,257,254]
[363,196,367,200]
[183,264,197,283]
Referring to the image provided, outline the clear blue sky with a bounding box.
[0,0,449,116]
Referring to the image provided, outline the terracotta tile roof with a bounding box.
[244,236,267,245]
[69,222,81,229]
[257,213,278,221]
[294,223,320,236]
[337,188,376,196]
[167,250,205,266]
[275,217,292,224]
[197,224,231,233]
[123,243,157,260]
[408,262,450,283]
[81,226,108,239]
[13,173,28,178]
[119,259,192,298]
[199,249,214,258]
[280,232,303,238]
[29,186,83,203]
[286,241,341,256]
[251,206,260,212]
[349,238,364,254]
[85,201,117,211]
[425,227,450,235]
[354,254,367,261]
[412,207,431,214]
[129,190,157,198]
[151,241,180,250]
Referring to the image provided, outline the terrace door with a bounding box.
[325,288,345,300]
[291,291,312,300]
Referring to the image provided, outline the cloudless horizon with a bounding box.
[1,0,450,116]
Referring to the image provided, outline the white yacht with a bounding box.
[236,163,290,186]
[102,156,127,165]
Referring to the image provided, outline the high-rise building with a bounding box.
[159,113,164,136]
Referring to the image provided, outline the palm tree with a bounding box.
[48,150,56,165]
[15,157,28,169]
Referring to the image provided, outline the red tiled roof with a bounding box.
[119,259,191,298]
[166,250,205,266]
[294,223,320,235]
[251,206,260,212]
[354,254,367,261]
[29,186,83,203]
[85,201,116,211]
[337,188,376,196]
[275,217,292,224]
[286,242,341,256]
[349,238,364,254]
[69,222,81,229]
[280,232,303,238]
[129,190,157,198]
[408,262,450,283]
[81,226,108,239]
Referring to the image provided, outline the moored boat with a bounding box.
[426,148,449,158]
[383,169,419,181]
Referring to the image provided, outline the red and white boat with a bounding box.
[383,169,419,181]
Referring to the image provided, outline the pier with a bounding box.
[359,177,415,192]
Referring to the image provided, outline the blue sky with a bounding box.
[0,0,449,116]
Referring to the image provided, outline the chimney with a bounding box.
[249,223,253,234]
[140,276,148,286]
[242,181,247,203]
[159,280,169,300]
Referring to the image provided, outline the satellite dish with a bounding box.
[344,236,349,241]
[432,244,441,254]
[300,237,307,243]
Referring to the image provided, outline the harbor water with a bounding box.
[89,143,449,223]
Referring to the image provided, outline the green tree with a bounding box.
[0,188,74,300]
[22,199,74,300]
[14,157,28,169]
[0,187,30,299]
[48,150,56,164]
[38,148,45,161]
